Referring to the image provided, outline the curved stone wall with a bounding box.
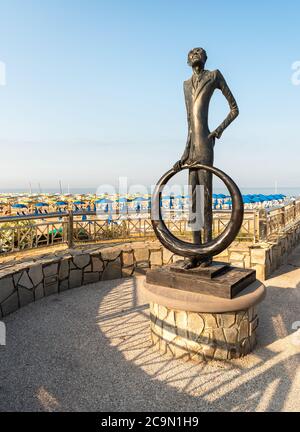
[0,241,180,318]
[0,231,287,318]
[150,302,258,361]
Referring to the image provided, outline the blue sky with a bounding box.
[0,0,299,191]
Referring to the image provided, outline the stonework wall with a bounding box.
[217,221,300,280]
[150,302,258,361]
[1,220,300,318]
[0,241,182,318]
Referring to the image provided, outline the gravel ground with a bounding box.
[1,247,300,412]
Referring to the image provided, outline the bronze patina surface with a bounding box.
[174,47,239,268]
[151,48,242,269]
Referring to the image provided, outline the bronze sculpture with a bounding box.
[145,52,264,361]
[173,47,239,268]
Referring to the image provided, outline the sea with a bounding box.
[0,186,300,198]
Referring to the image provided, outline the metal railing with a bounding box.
[72,217,189,245]
[0,200,299,255]
[264,199,300,241]
[0,212,70,254]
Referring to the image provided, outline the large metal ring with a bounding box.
[151,163,244,259]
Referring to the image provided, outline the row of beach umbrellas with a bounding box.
[213,194,286,205]
[9,193,286,211]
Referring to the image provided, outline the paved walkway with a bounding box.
[1,246,300,412]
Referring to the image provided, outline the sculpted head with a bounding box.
[187,47,207,68]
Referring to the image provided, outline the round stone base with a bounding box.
[144,279,266,362]
[150,302,258,361]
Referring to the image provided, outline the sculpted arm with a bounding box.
[210,69,239,139]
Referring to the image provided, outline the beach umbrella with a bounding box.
[95,198,113,204]
[12,203,28,209]
[35,202,49,207]
[73,200,85,205]
[55,201,68,206]
[218,194,227,199]
[242,197,253,204]
[116,197,131,203]
[133,196,149,202]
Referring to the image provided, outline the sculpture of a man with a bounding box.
[174,47,239,269]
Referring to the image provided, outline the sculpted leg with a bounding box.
[198,169,213,267]
[183,168,212,269]
[199,169,213,242]
[188,169,202,238]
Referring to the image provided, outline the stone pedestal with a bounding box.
[144,279,266,362]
